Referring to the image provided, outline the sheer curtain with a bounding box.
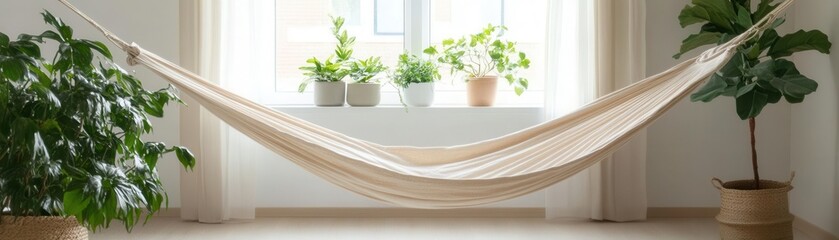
[178,0,271,223]
[544,0,647,221]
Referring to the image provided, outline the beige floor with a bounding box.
[91,217,815,240]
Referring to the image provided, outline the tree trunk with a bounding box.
[749,118,760,189]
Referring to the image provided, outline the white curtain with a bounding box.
[544,0,647,221]
[178,0,272,223]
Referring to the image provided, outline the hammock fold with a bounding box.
[59,0,793,208]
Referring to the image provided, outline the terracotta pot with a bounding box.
[402,82,435,107]
[712,176,794,240]
[0,216,88,240]
[347,83,381,107]
[467,76,498,106]
[314,81,346,106]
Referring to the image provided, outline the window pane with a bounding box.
[275,0,405,104]
[430,0,547,105]
[375,0,404,35]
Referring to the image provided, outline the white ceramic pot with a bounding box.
[346,83,381,107]
[402,82,435,107]
[314,81,346,106]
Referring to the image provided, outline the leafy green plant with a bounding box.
[0,11,195,232]
[674,0,831,188]
[297,56,345,92]
[298,16,355,92]
[424,24,531,95]
[348,56,387,84]
[390,52,440,89]
[330,16,355,63]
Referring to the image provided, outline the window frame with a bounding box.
[265,0,544,107]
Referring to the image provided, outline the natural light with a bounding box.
[269,0,547,106]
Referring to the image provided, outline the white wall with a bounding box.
[790,0,839,236]
[645,0,792,207]
[0,0,183,205]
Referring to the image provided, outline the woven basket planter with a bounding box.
[0,216,88,240]
[712,175,794,240]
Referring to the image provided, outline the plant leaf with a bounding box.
[753,0,778,22]
[1,60,24,80]
[749,58,816,100]
[81,40,113,60]
[736,82,757,98]
[734,5,753,30]
[691,0,737,31]
[758,29,779,52]
[174,147,196,170]
[678,5,711,27]
[0,32,9,46]
[674,32,722,59]
[769,30,832,58]
[691,73,728,102]
[771,74,818,99]
[735,88,769,119]
[64,189,90,216]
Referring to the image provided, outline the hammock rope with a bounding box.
[58,0,793,208]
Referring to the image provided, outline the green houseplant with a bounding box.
[298,16,355,106]
[424,24,531,106]
[674,0,831,238]
[0,11,195,237]
[346,56,387,107]
[391,52,441,107]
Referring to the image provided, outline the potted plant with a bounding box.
[298,56,347,106]
[346,56,387,107]
[298,16,354,106]
[424,24,531,106]
[391,52,441,107]
[674,1,831,238]
[0,12,195,239]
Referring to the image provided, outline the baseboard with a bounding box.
[151,207,544,218]
[255,208,545,218]
[794,216,839,240]
[158,207,718,218]
[646,207,719,218]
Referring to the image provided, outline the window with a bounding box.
[269,0,548,106]
[429,0,547,106]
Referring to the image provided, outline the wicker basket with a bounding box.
[0,216,88,240]
[712,173,795,240]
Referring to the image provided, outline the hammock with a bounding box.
[60,0,792,208]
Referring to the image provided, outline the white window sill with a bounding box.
[268,105,545,146]
[270,105,544,115]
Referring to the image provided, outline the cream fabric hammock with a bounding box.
[60,0,792,208]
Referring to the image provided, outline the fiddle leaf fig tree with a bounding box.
[674,0,831,189]
[0,11,195,232]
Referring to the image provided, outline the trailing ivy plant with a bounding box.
[674,0,831,189]
[390,52,441,89]
[424,24,531,95]
[298,16,354,92]
[348,56,387,84]
[388,52,440,108]
[0,11,195,232]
